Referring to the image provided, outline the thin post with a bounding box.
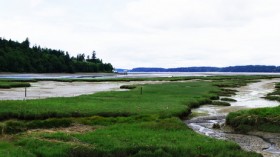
[25,87,27,98]
[140,87,143,95]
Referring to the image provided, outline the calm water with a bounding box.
[1,72,280,79]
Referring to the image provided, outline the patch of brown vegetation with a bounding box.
[0,134,15,141]
[27,123,94,134]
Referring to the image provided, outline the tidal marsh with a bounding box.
[0,75,274,157]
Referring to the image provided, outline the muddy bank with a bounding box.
[0,81,163,100]
[186,79,280,157]
[187,115,280,157]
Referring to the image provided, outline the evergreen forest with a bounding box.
[0,38,113,73]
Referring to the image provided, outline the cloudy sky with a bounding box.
[1,0,280,69]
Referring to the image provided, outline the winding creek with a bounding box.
[185,78,280,157]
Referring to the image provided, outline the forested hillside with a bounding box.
[0,38,113,73]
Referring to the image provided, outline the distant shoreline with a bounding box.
[1,72,280,80]
[122,65,280,73]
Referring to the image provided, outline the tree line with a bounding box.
[0,38,113,73]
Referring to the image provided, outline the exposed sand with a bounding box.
[0,81,163,100]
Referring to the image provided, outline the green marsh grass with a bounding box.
[211,101,231,106]
[0,141,35,157]
[0,77,268,157]
[0,82,219,120]
[265,82,280,102]
[220,97,237,102]
[226,106,280,133]
[120,85,137,89]
[13,117,261,157]
[0,81,31,88]
[227,81,280,133]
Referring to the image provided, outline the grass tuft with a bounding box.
[212,101,231,106]
[220,98,237,102]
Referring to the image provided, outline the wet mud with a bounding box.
[186,79,280,157]
[0,81,164,100]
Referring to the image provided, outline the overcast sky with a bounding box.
[1,0,280,69]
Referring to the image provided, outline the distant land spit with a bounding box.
[116,65,280,73]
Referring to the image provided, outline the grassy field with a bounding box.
[226,81,280,133]
[8,118,260,157]
[0,76,267,157]
[0,82,217,120]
